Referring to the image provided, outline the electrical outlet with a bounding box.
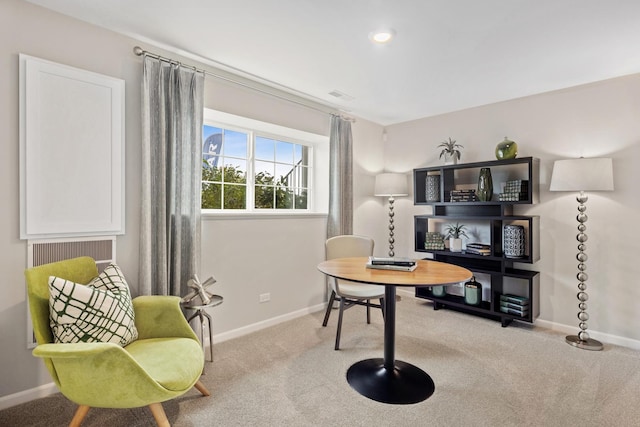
[259,293,270,303]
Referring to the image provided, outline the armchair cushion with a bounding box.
[49,263,138,346]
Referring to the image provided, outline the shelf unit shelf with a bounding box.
[413,157,540,327]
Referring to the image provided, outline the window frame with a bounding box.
[201,109,328,217]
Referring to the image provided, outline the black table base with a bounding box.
[346,358,435,404]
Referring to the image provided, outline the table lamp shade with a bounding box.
[374,173,408,196]
[549,158,614,192]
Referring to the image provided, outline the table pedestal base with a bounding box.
[346,358,435,404]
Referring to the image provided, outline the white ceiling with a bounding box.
[25,0,640,125]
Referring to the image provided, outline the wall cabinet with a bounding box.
[413,157,540,327]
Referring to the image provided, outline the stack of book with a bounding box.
[499,294,529,317]
[424,232,445,250]
[465,242,491,256]
[450,189,478,202]
[366,256,417,272]
[499,180,529,201]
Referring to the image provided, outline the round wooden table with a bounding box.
[318,257,472,404]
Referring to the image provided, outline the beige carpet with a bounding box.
[2,296,639,427]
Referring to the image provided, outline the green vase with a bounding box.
[477,168,493,202]
[495,137,518,160]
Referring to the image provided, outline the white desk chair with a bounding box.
[322,235,385,350]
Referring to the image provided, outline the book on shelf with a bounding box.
[499,306,529,317]
[499,294,530,306]
[465,248,491,256]
[466,242,490,249]
[366,259,418,272]
[368,256,416,267]
[499,301,530,311]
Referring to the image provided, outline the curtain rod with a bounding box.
[132,46,352,120]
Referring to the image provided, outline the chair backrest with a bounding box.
[25,256,98,346]
[326,235,374,260]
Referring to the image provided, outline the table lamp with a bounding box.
[374,173,408,257]
[550,157,614,351]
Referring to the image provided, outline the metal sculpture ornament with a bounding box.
[181,274,216,305]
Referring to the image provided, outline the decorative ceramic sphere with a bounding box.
[577,272,588,282]
[577,252,588,262]
[578,330,590,341]
[578,282,587,291]
[578,311,589,321]
[579,302,587,310]
[577,291,589,301]
[495,137,518,160]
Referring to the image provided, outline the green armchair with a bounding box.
[25,256,209,427]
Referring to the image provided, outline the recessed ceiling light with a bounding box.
[369,29,396,44]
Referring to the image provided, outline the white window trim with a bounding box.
[202,109,329,217]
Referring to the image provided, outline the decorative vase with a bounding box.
[477,167,493,202]
[495,137,518,160]
[425,175,440,202]
[464,276,482,306]
[431,285,446,297]
[443,153,458,165]
[449,237,462,252]
[503,225,525,258]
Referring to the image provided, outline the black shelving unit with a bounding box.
[413,157,540,327]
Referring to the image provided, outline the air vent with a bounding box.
[328,90,355,101]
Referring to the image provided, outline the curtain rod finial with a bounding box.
[133,46,144,56]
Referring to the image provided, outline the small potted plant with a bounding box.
[438,137,463,165]
[444,222,468,252]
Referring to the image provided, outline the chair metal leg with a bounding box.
[380,297,385,320]
[366,299,371,324]
[335,297,345,350]
[322,291,336,327]
[69,405,90,427]
[148,403,170,427]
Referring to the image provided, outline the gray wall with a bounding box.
[1,0,386,401]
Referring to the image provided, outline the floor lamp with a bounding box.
[550,157,614,351]
[374,173,408,257]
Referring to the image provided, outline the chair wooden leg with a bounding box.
[335,297,345,350]
[322,291,336,326]
[194,380,211,396]
[148,402,170,427]
[69,405,90,427]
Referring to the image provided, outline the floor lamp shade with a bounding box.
[549,158,614,192]
[374,173,408,257]
[374,173,409,197]
[550,157,614,351]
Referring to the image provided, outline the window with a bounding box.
[201,109,327,214]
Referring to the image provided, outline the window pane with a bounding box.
[294,189,308,209]
[255,185,274,208]
[223,184,246,209]
[275,163,295,185]
[255,160,275,185]
[202,163,223,183]
[275,141,293,164]
[222,159,246,184]
[275,187,293,209]
[203,127,223,166]
[223,130,248,158]
[255,136,274,161]
[202,182,221,209]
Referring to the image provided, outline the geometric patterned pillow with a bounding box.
[48,263,138,346]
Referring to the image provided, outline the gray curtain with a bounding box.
[140,56,204,296]
[327,115,353,238]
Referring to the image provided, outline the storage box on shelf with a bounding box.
[413,157,540,327]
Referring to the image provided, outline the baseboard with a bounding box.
[0,382,58,411]
[212,302,327,344]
